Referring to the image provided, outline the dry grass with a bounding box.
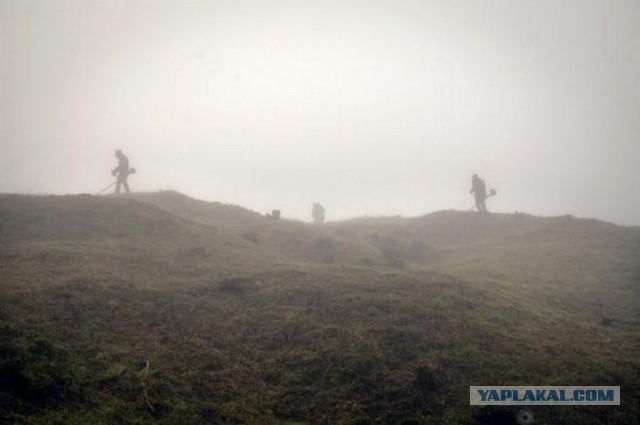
[0,193,638,424]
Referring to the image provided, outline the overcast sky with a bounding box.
[1,0,638,225]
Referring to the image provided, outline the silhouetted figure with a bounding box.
[312,203,325,224]
[267,209,281,219]
[470,174,487,213]
[112,150,131,194]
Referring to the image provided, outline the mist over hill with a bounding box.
[1,192,638,424]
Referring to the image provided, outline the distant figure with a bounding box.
[470,174,487,213]
[112,150,131,194]
[267,209,281,219]
[312,203,325,224]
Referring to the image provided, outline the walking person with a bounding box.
[470,174,488,213]
[112,149,132,194]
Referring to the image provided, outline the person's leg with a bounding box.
[122,176,130,193]
[475,195,482,212]
[115,176,122,194]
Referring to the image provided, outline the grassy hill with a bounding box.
[132,191,384,265]
[0,192,638,424]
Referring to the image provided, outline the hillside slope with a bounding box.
[0,194,290,283]
[0,193,638,424]
[133,191,384,265]
[133,192,640,320]
[332,211,640,341]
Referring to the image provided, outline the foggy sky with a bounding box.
[1,0,639,225]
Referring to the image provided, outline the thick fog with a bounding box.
[1,1,639,225]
